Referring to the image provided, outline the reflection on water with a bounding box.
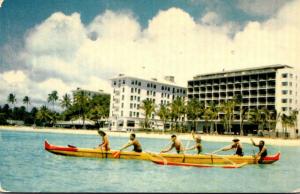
[0,129,299,192]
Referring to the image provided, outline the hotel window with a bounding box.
[133,112,136,117]
[282,90,288,95]
[282,73,288,78]
[121,103,124,108]
[137,97,140,102]
[122,95,124,100]
[282,82,288,86]
[153,91,156,96]
[131,80,134,85]
[154,85,156,89]
[138,82,141,86]
[134,96,137,100]
[290,82,292,86]
[129,111,132,117]
[123,80,125,84]
[282,99,287,103]
[137,112,139,118]
[161,100,163,104]
[289,99,292,103]
[147,83,150,87]
[161,93,163,97]
[122,87,125,92]
[138,89,140,94]
[134,104,136,108]
[131,88,134,93]
[290,74,293,78]
[130,96,133,100]
[162,86,164,90]
[147,91,149,95]
[137,104,140,109]
[121,111,123,117]
[130,103,133,109]
[282,107,287,111]
[135,80,137,85]
[114,81,116,85]
[167,94,170,98]
[290,90,292,95]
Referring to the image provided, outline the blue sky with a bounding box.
[0,0,298,107]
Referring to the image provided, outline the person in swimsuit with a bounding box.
[160,135,184,154]
[220,138,244,156]
[97,130,110,151]
[184,130,202,154]
[119,133,142,152]
[251,138,268,164]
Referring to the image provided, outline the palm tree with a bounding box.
[47,91,58,111]
[23,96,30,111]
[234,94,244,136]
[140,99,155,129]
[170,97,185,132]
[88,105,105,127]
[157,104,170,132]
[60,93,71,110]
[7,93,17,109]
[249,108,264,134]
[208,101,219,134]
[186,99,204,131]
[36,105,52,126]
[220,100,235,133]
[73,90,91,129]
[290,109,299,138]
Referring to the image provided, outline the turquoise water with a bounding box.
[0,129,299,192]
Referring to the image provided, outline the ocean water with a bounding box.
[0,129,299,192]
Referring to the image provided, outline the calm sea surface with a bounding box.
[0,129,299,192]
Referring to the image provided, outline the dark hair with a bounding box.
[98,130,106,136]
[171,134,176,138]
[259,140,265,146]
[130,133,136,138]
[232,138,240,142]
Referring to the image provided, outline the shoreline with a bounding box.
[1,125,300,146]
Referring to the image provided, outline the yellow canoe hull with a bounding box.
[44,141,280,165]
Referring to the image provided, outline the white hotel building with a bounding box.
[109,74,186,131]
[187,65,300,137]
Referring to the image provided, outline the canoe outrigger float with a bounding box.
[44,140,280,168]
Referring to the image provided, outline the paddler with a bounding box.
[250,138,268,164]
[119,133,143,153]
[216,138,244,156]
[97,130,110,151]
[160,134,184,154]
[184,130,202,154]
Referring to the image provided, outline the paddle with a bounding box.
[146,151,168,165]
[68,144,77,148]
[210,145,228,154]
[112,150,121,158]
[205,153,237,166]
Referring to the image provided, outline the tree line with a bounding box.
[141,94,298,136]
[0,90,110,128]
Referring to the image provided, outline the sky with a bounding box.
[0,0,299,109]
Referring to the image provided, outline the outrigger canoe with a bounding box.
[44,140,280,165]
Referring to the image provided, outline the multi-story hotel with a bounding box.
[109,74,186,131]
[187,64,300,137]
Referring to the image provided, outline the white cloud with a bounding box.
[1,0,300,107]
[236,0,291,17]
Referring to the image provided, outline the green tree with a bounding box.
[234,94,245,136]
[186,99,204,131]
[47,91,58,111]
[220,100,235,133]
[249,108,264,134]
[73,90,91,129]
[36,106,52,126]
[207,101,219,134]
[170,97,186,132]
[60,93,71,110]
[7,93,17,109]
[157,104,170,132]
[140,99,155,129]
[23,96,30,111]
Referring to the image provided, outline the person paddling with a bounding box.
[215,138,244,156]
[161,134,184,154]
[97,130,110,151]
[119,133,143,153]
[184,130,202,154]
[250,138,268,164]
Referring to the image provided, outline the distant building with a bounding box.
[187,64,300,138]
[109,74,186,131]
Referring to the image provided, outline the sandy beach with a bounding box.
[1,125,300,146]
